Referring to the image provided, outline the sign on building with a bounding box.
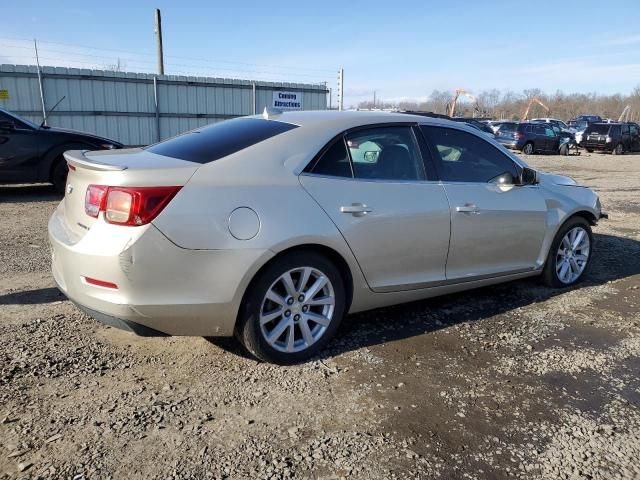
[0,89,9,100]
[272,91,303,110]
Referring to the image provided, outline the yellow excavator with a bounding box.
[447,88,480,117]
[521,96,550,121]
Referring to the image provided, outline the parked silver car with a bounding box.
[49,111,605,363]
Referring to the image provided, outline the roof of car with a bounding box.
[252,109,459,131]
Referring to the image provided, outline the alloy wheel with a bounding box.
[555,226,590,284]
[259,267,335,353]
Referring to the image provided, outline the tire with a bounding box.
[522,142,534,155]
[586,148,594,153]
[559,144,569,156]
[541,217,593,288]
[236,252,346,364]
[612,143,624,155]
[51,159,68,194]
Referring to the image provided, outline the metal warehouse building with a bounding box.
[0,64,329,146]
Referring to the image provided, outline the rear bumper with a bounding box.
[496,139,522,150]
[49,203,273,336]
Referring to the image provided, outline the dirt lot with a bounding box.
[1,151,639,479]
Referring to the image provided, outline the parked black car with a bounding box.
[581,122,640,154]
[0,108,123,192]
[495,122,560,154]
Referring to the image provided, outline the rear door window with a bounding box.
[345,126,426,181]
[309,138,352,178]
[146,118,298,163]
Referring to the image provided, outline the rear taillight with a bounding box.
[85,185,181,226]
[85,185,108,218]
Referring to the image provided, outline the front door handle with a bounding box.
[340,203,372,217]
[455,204,479,214]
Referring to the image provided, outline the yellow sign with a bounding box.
[0,89,8,100]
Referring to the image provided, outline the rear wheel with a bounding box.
[559,144,569,156]
[541,217,593,288]
[612,143,624,155]
[586,148,594,153]
[522,142,534,155]
[236,252,346,364]
[51,159,68,194]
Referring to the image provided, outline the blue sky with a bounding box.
[2,0,640,106]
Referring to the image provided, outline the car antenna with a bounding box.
[39,95,66,128]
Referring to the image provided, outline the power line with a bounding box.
[0,36,336,74]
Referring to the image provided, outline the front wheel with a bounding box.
[541,217,593,288]
[522,142,534,155]
[236,252,346,364]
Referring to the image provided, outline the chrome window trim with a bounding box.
[298,171,441,185]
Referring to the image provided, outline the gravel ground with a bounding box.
[1,151,639,479]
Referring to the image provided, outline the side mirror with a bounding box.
[0,120,15,131]
[520,167,538,186]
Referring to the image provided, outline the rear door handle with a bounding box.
[340,203,372,217]
[455,204,479,214]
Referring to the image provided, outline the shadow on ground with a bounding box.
[319,232,640,359]
[0,184,61,203]
[0,287,64,305]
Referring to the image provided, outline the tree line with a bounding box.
[356,87,640,122]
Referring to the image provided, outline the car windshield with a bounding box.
[569,121,588,130]
[0,109,39,129]
[586,124,611,134]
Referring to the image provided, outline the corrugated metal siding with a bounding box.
[0,64,329,146]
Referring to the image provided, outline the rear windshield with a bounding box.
[586,124,611,134]
[497,123,517,133]
[147,117,298,163]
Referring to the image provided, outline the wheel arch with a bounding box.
[570,209,598,226]
[235,243,355,333]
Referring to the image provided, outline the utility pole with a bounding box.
[155,8,165,75]
[337,68,344,111]
[373,90,376,108]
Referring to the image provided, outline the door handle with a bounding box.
[455,204,479,214]
[340,203,372,217]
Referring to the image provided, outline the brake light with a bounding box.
[84,185,181,226]
[85,185,108,217]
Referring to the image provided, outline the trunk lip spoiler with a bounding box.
[64,150,128,172]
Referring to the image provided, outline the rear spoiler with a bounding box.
[64,150,128,172]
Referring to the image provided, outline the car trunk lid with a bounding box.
[62,148,199,240]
